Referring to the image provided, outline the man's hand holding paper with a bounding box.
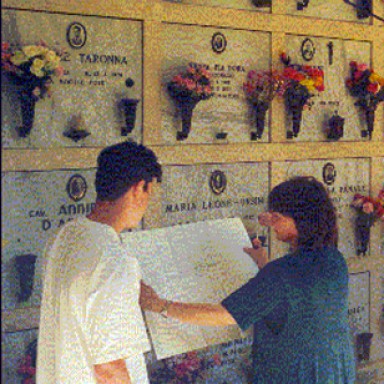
[122,218,258,359]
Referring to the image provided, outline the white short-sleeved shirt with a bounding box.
[36,217,150,383]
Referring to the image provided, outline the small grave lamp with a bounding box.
[326,111,345,141]
[63,114,90,142]
[297,0,310,11]
[120,78,140,136]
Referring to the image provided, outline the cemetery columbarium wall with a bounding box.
[1,0,383,382]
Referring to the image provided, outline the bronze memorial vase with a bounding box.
[168,83,201,141]
[17,90,36,138]
[285,83,311,139]
[15,254,37,302]
[355,212,375,256]
[251,100,269,140]
[364,107,375,139]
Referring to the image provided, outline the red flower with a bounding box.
[283,67,305,82]
[367,82,379,94]
[345,79,354,89]
[1,41,10,51]
[350,61,358,68]
[353,70,363,80]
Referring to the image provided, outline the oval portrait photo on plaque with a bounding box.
[66,174,88,202]
[66,22,87,49]
[322,162,337,186]
[211,32,227,54]
[209,170,227,195]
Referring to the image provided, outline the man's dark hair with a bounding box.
[268,176,338,249]
[95,141,162,201]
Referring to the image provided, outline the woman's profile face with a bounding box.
[259,211,298,245]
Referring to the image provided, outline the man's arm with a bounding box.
[94,359,131,384]
[140,282,237,327]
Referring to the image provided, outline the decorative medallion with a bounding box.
[211,32,227,54]
[66,174,87,202]
[301,38,315,61]
[209,170,227,195]
[322,163,336,185]
[66,22,87,49]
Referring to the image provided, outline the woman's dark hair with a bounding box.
[95,141,162,201]
[268,176,338,249]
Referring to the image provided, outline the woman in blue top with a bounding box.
[142,176,356,383]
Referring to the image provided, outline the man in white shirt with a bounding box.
[36,141,162,384]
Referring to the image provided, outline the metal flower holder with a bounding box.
[15,254,37,302]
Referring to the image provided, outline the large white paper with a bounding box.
[121,218,258,359]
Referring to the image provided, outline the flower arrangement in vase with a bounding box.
[167,64,213,141]
[243,69,285,140]
[350,188,384,256]
[1,41,64,138]
[280,52,325,138]
[18,339,37,384]
[346,61,384,139]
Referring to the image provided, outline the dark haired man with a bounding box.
[37,141,162,384]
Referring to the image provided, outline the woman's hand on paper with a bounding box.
[140,281,166,313]
[243,239,268,269]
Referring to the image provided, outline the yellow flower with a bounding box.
[369,72,384,87]
[30,58,45,77]
[44,50,60,70]
[23,45,48,58]
[299,78,316,92]
[10,50,28,66]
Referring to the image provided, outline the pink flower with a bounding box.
[55,66,65,77]
[185,78,196,91]
[199,67,210,78]
[172,75,183,85]
[362,202,374,214]
[247,70,258,80]
[203,86,212,94]
[2,41,10,51]
[187,66,196,75]
[353,70,363,80]
[357,63,368,72]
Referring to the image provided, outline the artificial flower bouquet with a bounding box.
[280,52,325,138]
[1,41,64,137]
[346,61,384,139]
[351,188,384,256]
[18,339,37,384]
[167,64,213,140]
[149,350,221,383]
[243,69,285,140]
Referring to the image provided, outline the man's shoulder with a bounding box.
[47,217,115,252]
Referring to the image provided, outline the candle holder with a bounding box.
[120,98,140,136]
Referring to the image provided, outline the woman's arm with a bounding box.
[140,282,237,326]
[94,359,131,384]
